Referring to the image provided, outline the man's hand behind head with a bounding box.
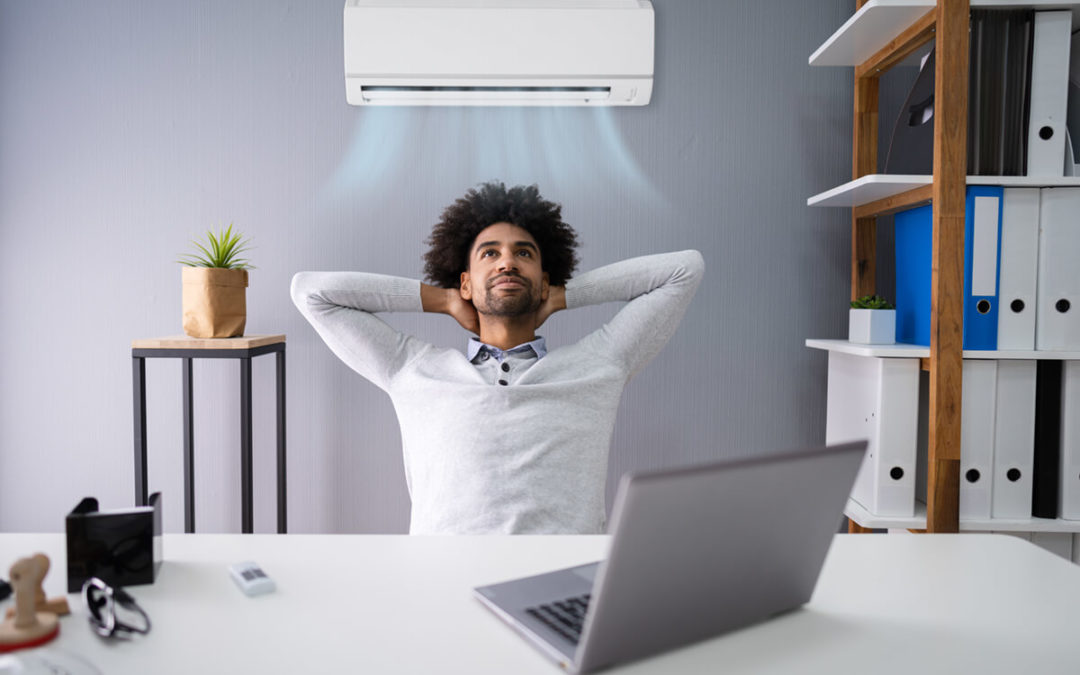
[534,285,566,330]
[421,283,480,335]
[447,287,481,334]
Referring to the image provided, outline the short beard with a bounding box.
[476,278,542,318]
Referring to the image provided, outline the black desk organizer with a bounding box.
[66,492,162,592]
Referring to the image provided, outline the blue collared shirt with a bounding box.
[467,336,548,363]
[467,336,547,386]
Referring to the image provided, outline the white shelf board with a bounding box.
[810,0,1080,67]
[808,174,1080,208]
[845,497,1080,532]
[807,339,930,358]
[810,0,935,67]
[806,339,1080,359]
[846,498,927,529]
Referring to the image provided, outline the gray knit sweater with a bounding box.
[291,250,704,534]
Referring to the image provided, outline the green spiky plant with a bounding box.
[178,223,255,269]
[850,294,894,310]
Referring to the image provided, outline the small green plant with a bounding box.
[850,294,894,310]
[178,223,255,269]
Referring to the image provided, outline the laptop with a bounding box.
[473,440,868,673]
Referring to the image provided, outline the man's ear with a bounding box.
[541,272,550,301]
[460,271,472,300]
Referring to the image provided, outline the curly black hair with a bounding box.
[423,181,579,288]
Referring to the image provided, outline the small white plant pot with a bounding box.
[849,308,896,345]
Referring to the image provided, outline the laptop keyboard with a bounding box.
[525,594,591,644]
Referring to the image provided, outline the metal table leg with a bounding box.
[182,357,195,533]
[132,357,148,507]
[240,357,253,534]
[276,348,287,533]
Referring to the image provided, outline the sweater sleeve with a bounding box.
[290,271,428,391]
[565,250,705,377]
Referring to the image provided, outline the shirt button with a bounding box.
[498,380,508,386]
[481,352,489,361]
[501,363,510,372]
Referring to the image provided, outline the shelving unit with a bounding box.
[808,0,1080,535]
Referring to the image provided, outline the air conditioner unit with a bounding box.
[343,0,654,107]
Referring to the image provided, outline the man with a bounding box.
[292,181,703,534]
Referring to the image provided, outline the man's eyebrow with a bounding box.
[473,240,539,253]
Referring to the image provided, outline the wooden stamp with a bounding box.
[4,553,70,620]
[0,554,61,652]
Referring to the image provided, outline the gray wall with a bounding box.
[0,0,861,533]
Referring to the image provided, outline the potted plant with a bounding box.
[849,295,896,345]
[178,224,254,338]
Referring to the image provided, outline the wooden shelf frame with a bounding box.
[816,0,1080,537]
[844,0,970,533]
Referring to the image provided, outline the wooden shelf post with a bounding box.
[848,0,877,533]
[852,72,878,302]
[851,0,877,302]
[925,0,969,533]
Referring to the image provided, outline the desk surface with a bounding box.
[1,533,1078,674]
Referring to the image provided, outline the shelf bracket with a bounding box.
[854,8,937,81]
[853,184,934,220]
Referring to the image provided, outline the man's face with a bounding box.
[460,222,549,317]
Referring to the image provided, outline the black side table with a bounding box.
[132,334,286,534]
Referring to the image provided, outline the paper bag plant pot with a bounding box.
[182,266,248,338]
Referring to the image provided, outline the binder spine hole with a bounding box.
[976,299,992,315]
[1010,299,1025,313]
[965,469,981,483]
[1038,125,1054,140]
[1006,468,1021,482]
[889,467,904,481]
[1055,299,1070,313]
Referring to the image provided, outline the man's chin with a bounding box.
[479,308,534,318]
[477,296,541,318]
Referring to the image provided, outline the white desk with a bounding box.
[1,533,1079,674]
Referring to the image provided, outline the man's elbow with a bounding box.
[685,249,705,274]
[676,250,705,284]
[290,271,317,310]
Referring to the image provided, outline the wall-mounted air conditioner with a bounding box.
[343,0,655,106]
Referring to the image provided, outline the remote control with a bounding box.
[228,561,276,597]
